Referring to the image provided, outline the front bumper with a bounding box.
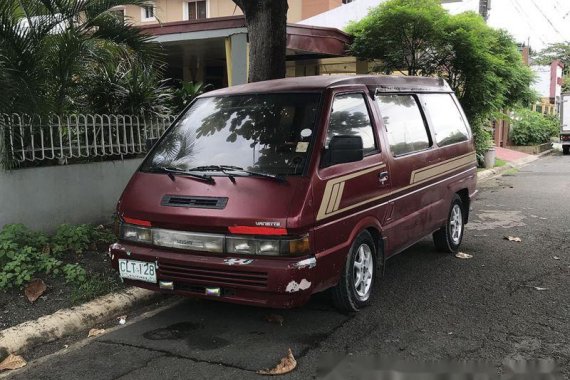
[109,242,319,309]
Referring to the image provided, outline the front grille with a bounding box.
[161,195,228,209]
[159,262,268,289]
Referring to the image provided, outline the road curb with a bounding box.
[476,150,552,182]
[0,287,159,355]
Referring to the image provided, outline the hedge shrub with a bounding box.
[510,108,560,146]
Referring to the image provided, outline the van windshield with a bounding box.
[141,93,321,177]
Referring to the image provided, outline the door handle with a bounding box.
[378,171,389,184]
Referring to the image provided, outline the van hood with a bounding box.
[117,172,310,233]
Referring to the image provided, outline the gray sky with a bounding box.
[445,0,570,50]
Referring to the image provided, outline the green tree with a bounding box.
[347,0,535,156]
[533,42,570,92]
[348,0,449,76]
[533,42,570,66]
[0,0,168,116]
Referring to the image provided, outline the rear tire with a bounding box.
[433,194,465,253]
[563,146,570,155]
[331,231,377,312]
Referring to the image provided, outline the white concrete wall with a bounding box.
[0,159,143,232]
[532,66,551,98]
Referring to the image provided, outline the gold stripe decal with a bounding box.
[334,182,345,211]
[315,153,476,222]
[316,164,386,221]
[410,152,476,184]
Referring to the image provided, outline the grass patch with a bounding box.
[502,168,519,176]
[494,159,507,168]
[71,274,121,305]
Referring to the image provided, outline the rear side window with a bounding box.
[422,94,470,146]
[327,93,377,155]
[376,94,430,156]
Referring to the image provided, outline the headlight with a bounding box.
[226,237,281,256]
[153,229,224,253]
[226,235,310,256]
[119,220,311,257]
[121,224,152,244]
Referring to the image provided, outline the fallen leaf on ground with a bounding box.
[504,236,522,242]
[0,354,27,371]
[257,348,297,375]
[88,328,105,338]
[24,279,46,303]
[117,315,127,325]
[534,287,548,291]
[264,314,284,326]
[455,252,473,259]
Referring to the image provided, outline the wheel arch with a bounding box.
[347,216,385,273]
[456,188,470,223]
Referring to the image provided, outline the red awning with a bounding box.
[139,16,350,57]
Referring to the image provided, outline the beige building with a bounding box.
[121,1,351,88]
[115,0,343,26]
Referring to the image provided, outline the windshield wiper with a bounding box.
[189,165,286,183]
[189,165,237,184]
[157,166,215,184]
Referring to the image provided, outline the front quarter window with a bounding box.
[141,93,321,176]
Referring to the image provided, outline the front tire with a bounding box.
[331,231,377,312]
[563,146,569,155]
[433,194,465,253]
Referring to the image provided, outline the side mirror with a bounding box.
[145,138,158,151]
[326,135,363,166]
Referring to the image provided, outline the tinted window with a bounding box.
[376,95,430,156]
[140,93,321,176]
[423,94,470,146]
[326,94,376,154]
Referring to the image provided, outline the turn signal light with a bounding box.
[122,216,152,227]
[289,236,311,256]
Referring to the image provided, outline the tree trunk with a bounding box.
[233,0,288,82]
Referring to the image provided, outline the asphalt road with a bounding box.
[6,154,570,379]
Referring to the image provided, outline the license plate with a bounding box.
[118,259,157,283]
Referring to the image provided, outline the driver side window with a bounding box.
[326,93,377,155]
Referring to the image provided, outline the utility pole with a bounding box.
[479,0,491,21]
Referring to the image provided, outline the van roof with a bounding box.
[203,75,453,97]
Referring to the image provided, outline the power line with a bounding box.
[528,0,564,39]
[509,0,548,46]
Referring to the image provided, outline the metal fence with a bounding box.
[0,114,174,169]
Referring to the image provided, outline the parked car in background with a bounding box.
[109,75,478,312]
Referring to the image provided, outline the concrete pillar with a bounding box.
[295,62,306,77]
[182,54,193,82]
[225,33,248,86]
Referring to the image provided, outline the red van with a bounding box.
[110,75,477,311]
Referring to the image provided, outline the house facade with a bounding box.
[117,0,351,88]
[116,0,343,25]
